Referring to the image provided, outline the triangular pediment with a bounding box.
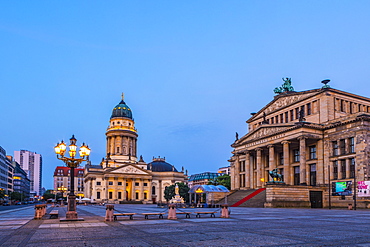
[108,164,150,175]
[238,125,293,144]
[248,90,320,122]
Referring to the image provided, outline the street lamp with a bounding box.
[54,135,90,220]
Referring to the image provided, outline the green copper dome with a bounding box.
[111,100,133,119]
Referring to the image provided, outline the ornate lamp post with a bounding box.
[54,135,90,220]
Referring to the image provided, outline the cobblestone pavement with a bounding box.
[0,204,370,246]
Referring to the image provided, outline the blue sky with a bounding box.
[1,1,370,189]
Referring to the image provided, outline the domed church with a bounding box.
[84,95,188,203]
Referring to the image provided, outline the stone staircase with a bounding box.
[218,189,266,207]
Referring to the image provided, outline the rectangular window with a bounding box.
[341,160,346,179]
[118,192,122,199]
[96,182,101,186]
[279,152,284,165]
[293,149,300,162]
[310,164,316,186]
[97,191,101,199]
[333,141,338,156]
[118,182,122,186]
[109,191,113,199]
[350,158,355,178]
[109,181,113,185]
[307,103,311,115]
[144,183,148,186]
[339,139,346,155]
[290,110,294,121]
[340,100,345,112]
[135,182,139,186]
[295,108,299,119]
[240,161,245,172]
[285,112,289,123]
[333,161,338,180]
[135,192,139,200]
[294,166,300,185]
[349,137,355,153]
[309,145,317,159]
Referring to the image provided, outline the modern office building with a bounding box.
[13,159,31,200]
[230,80,370,208]
[0,146,12,194]
[84,96,188,203]
[53,166,84,197]
[14,150,42,196]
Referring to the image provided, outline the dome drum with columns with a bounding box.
[84,95,188,204]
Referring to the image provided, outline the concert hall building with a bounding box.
[230,81,370,208]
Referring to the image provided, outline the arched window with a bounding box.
[152,186,156,195]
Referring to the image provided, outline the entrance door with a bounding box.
[309,191,323,208]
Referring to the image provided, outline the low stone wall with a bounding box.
[265,184,370,208]
[265,185,313,208]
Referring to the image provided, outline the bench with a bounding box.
[113,213,136,221]
[194,212,216,218]
[141,212,166,219]
[49,210,59,219]
[176,212,191,218]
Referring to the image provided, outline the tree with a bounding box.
[164,182,190,203]
[10,191,25,202]
[207,174,231,190]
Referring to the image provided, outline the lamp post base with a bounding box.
[60,194,84,221]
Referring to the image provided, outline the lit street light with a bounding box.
[54,135,90,220]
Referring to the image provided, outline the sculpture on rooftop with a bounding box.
[274,78,294,94]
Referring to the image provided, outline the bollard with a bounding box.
[221,204,229,218]
[105,204,115,221]
[34,205,43,219]
[42,204,47,216]
[168,204,177,219]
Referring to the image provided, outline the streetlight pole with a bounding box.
[54,135,90,220]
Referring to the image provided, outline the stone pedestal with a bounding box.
[105,204,114,222]
[221,204,229,218]
[168,204,177,219]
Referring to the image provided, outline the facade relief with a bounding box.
[111,166,148,175]
[257,92,316,117]
[242,126,290,143]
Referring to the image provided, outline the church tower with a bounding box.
[106,95,138,163]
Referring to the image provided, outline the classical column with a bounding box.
[256,148,262,187]
[132,178,136,201]
[298,136,307,185]
[235,155,240,189]
[316,139,324,185]
[159,180,162,202]
[110,137,115,155]
[346,158,351,179]
[282,141,291,185]
[120,136,124,154]
[140,179,144,200]
[123,178,127,200]
[268,145,276,173]
[105,178,109,201]
[245,151,251,188]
